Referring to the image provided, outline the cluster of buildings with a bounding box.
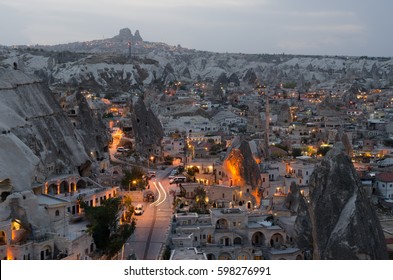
[0,174,119,260]
[4,67,393,260]
[143,80,393,260]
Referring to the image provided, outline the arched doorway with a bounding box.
[77,179,87,190]
[48,183,58,195]
[252,231,265,246]
[206,253,216,260]
[41,245,52,260]
[216,218,229,229]
[60,181,69,193]
[237,252,250,260]
[234,237,242,245]
[270,233,284,248]
[218,252,232,260]
[296,254,303,260]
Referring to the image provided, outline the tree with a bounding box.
[164,155,174,165]
[291,148,302,158]
[317,146,331,156]
[81,197,136,259]
[194,186,207,210]
[162,245,172,260]
[187,166,199,176]
[121,167,145,189]
[384,139,393,147]
[122,195,134,223]
[209,143,225,155]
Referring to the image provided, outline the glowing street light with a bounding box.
[148,156,154,173]
[128,180,137,192]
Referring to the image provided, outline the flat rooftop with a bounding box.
[170,247,207,260]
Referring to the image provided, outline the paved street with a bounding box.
[122,168,175,260]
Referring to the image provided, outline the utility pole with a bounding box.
[183,132,187,166]
[264,89,270,161]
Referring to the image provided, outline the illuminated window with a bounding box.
[11,219,22,230]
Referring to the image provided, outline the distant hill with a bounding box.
[1,28,393,93]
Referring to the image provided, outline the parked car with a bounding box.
[147,171,156,179]
[134,204,144,215]
[169,176,187,184]
[117,147,129,153]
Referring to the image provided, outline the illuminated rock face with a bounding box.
[224,148,245,187]
[294,143,388,260]
[223,140,261,189]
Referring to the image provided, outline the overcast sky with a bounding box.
[0,0,392,57]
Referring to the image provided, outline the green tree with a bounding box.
[122,195,134,223]
[194,186,207,210]
[121,167,145,189]
[162,245,172,260]
[187,166,199,176]
[291,148,302,158]
[209,143,224,155]
[317,146,331,156]
[283,82,297,89]
[164,155,174,165]
[384,139,393,147]
[81,197,136,259]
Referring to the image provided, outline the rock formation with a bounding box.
[114,28,133,42]
[0,67,108,189]
[276,103,291,124]
[130,97,164,158]
[284,182,301,213]
[243,68,257,84]
[223,138,261,189]
[0,67,112,258]
[133,30,143,42]
[294,143,388,259]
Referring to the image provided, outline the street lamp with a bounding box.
[128,180,137,192]
[148,155,154,173]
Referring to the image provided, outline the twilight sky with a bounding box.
[0,0,392,57]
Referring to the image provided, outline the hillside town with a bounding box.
[0,29,392,260]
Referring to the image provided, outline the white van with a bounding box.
[134,204,144,215]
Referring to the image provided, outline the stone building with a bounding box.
[170,208,302,260]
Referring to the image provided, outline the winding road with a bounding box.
[122,168,176,260]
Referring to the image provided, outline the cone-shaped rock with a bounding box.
[130,97,164,158]
[223,139,261,189]
[295,142,388,259]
